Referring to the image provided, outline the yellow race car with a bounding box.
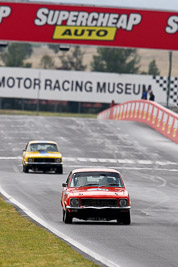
[22,140,63,174]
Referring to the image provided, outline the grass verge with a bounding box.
[0,196,99,267]
[0,109,97,118]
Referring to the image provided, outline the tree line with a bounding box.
[0,43,160,75]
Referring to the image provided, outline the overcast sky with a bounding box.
[30,0,178,11]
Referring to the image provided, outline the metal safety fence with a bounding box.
[97,100,178,144]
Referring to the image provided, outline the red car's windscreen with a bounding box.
[69,172,124,188]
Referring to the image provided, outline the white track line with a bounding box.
[0,156,177,167]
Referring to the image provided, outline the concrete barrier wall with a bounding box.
[97,100,178,144]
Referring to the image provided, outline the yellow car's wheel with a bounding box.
[55,166,63,174]
[23,165,29,173]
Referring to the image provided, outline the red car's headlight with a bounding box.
[119,199,128,207]
[70,198,79,207]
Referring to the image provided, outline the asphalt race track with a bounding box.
[0,115,178,267]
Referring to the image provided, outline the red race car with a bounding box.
[61,168,131,224]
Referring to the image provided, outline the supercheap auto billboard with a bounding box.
[0,1,178,50]
[1,67,177,107]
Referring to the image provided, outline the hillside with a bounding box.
[28,45,178,77]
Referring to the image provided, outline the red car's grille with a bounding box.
[34,158,55,163]
[80,199,117,207]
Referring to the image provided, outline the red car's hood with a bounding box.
[68,187,128,197]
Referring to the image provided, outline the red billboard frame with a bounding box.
[0,1,178,50]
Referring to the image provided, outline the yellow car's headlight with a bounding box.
[56,158,62,163]
[28,158,33,163]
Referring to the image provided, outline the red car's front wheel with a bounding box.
[117,210,131,225]
[63,209,73,224]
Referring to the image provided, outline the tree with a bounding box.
[48,44,59,54]
[91,47,140,74]
[0,43,32,67]
[59,46,86,71]
[148,59,160,75]
[40,55,55,69]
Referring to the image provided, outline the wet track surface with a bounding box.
[0,115,178,267]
